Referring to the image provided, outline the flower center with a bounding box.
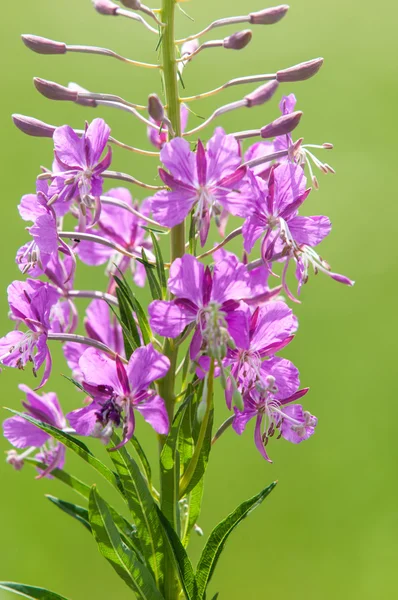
[197,301,231,360]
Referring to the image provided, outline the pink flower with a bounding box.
[149,253,251,360]
[151,128,253,245]
[67,344,170,447]
[3,384,66,477]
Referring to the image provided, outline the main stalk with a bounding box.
[159,2,185,598]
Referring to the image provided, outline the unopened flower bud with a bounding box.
[120,0,141,8]
[12,114,56,138]
[181,39,200,57]
[21,34,67,55]
[34,77,78,102]
[276,58,324,82]
[261,110,303,138]
[245,80,279,108]
[147,94,165,122]
[194,524,204,536]
[68,82,98,107]
[92,0,119,15]
[223,30,252,50]
[249,5,289,25]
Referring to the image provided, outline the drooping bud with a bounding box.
[34,77,78,102]
[120,0,141,8]
[194,524,204,536]
[249,5,289,25]
[261,110,303,138]
[21,34,66,55]
[12,114,56,138]
[277,58,324,82]
[223,29,252,50]
[147,94,165,122]
[68,82,98,107]
[92,0,119,15]
[181,39,200,57]
[245,80,279,107]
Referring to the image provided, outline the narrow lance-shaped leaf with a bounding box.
[114,274,152,345]
[148,231,167,298]
[156,506,197,600]
[130,435,152,488]
[112,289,140,356]
[184,477,204,548]
[88,486,164,600]
[179,380,214,498]
[5,410,122,495]
[109,437,165,590]
[160,395,192,533]
[141,248,162,300]
[177,382,206,545]
[0,582,69,600]
[46,495,91,532]
[195,482,277,599]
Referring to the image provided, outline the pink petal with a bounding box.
[168,254,204,306]
[288,215,331,247]
[149,299,197,338]
[136,393,169,435]
[3,415,50,448]
[126,344,170,393]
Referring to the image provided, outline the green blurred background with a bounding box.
[0,0,397,598]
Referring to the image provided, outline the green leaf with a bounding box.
[188,213,197,256]
[24,458,91,500]
[0,582,69,600]
[178,383,206,545]
[89,487,164,600]
[130,435,152,488]
[61,374,90,395]
[141,248,162,300]
[160,397,192,533]
[148,231,167,299]
[195,482,277,598]
[141,225,169,236]
[180,403,213,498]
[210,594,219,600]
[114,274,152,345]
[46,495,91,532]
[156,507,196,600]
[183,476,204,548]
[6,410,122,495]
[113,289,140,357]
[109,438,165,589]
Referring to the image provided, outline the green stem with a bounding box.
[158,0,185,430]
[159,2,186,599]
[179,360,215,499]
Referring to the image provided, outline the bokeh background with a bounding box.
[0,0,397,598]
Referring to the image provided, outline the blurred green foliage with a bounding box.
[0,0,397,598]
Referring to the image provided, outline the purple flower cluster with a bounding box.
[2,83,353,473]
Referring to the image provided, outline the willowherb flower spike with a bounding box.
[2,1,354,596]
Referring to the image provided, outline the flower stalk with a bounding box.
[159,2,185,597]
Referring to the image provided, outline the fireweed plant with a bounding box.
[0,1,353,599]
